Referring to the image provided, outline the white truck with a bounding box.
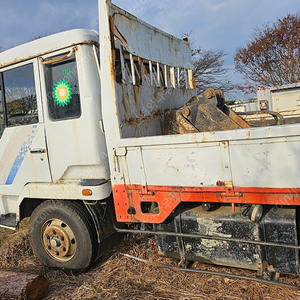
[0,0,300,283]
[255,84,300,126]
[257,83,300,112]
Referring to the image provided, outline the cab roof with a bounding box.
[0,29,99,68]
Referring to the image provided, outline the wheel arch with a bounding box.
[19,198,99,224]
[20,198,46,221]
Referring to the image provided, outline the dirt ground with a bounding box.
[1,220,300,300]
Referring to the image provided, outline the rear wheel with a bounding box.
[29,200,98,273]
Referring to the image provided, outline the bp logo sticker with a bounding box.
[53,80,72,107]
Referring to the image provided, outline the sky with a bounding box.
[0,0,299,100]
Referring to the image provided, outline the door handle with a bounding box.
[30,148,46,154]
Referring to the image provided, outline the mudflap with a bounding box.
[85,198,124,260]
[154,204,299,275]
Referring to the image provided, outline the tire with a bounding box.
[29,200,98,274]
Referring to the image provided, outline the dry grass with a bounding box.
[0,220,300,300]
[0,219,42,273]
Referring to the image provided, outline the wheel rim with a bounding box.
[42,218,76,262]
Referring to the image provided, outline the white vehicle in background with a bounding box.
[256,84,300,125]
[0,0,300,286]
[257,83,300,112]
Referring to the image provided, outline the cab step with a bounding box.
[0,213,18,229]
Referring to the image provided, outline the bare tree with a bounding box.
[6,87,37,116]
[192,47,237,97]
[235,13,300,93]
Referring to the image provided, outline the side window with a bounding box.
[3,64,38,127]
[45,57,81,120]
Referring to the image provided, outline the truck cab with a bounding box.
[0,29,117,272]
[0,29,111,226]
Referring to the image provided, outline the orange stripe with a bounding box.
[112,184,300,224]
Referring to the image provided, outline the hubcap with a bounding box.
[42,219,76,262]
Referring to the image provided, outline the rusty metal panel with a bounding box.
[111,5,192,68]
[115,84,195,138]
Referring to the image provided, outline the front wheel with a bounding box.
[29,200,98,273]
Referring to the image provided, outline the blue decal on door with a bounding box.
[5,125,38,185]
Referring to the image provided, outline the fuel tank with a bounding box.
[155,204,299,274]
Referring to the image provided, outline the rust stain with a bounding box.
[121,87,129,114]
[225,181,233,188]
[0,41,98,69]
[204,88,215,100]
[260,116,266,127]
[41,46,77,65]
[133,85,139,106]
[182,108,190,118]
[268,265,275,271]
[110,14,129,49]
[138,57,143,85]
[125,110,163,125]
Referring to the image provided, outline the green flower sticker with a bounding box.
[53,80,72,107]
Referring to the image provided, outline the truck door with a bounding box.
[40,51,83,182]
[40,46,110,184]
[0,59,52,198]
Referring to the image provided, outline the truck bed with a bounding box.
[99,1,300,224]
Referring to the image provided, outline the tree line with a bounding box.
[1,12,299,99]
[192,12,300,98]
